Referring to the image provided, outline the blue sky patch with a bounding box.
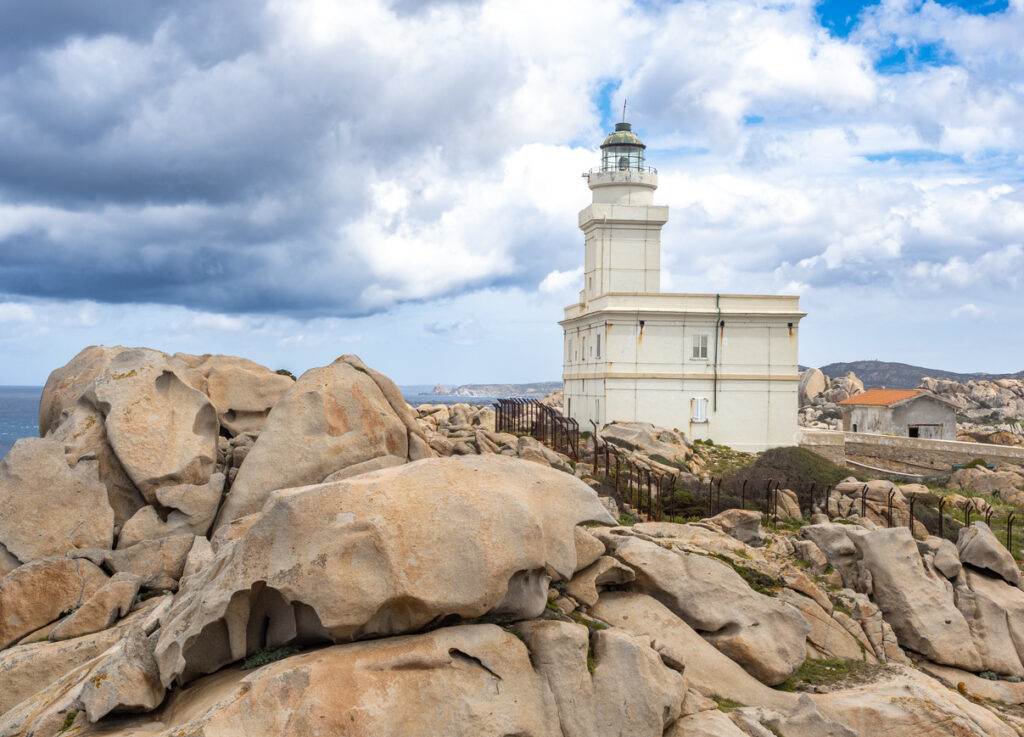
[864,149,964,164]
[743,114,765,126]
[815,0,877,38]
[875,41,957,73]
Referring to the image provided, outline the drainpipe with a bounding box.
[713,293,722,412]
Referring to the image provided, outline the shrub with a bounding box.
[275,369,297,381]
[242,645,300,670]
[722,447,849,506]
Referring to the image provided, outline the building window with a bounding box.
[691,396,709,423]
[596,334,601,358]
[691,333,709,360]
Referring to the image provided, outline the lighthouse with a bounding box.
[559,119,806,452]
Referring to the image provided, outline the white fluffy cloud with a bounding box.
[0,0,1023,382]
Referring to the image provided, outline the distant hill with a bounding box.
[427,381,561,398]
[819,360,1024,388]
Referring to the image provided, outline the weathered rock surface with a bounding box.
[87,348,219,502]
[849,527,984,670]
[513,619,684,737]
[958,521,1021,585]
[0,557,108,648]
[0,437,114,563]
[0,606,167,734]
[566,555,635,607]
[599,421,693,466]
[0,597,168,715]
[218,354,431,524]
[117,473,226,547]
[156,456,614,685]
[593,591,793,711]
[62,621,684,737]
[613,537,808,685]
[48,573,141,642]
[706,508,765,546]
[177,354,295,435]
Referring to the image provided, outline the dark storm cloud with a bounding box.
[0,0,542,315]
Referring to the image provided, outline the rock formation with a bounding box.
[3,348,1024,736]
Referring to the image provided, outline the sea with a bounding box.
[0,385,495,460]
[0,386,41,458]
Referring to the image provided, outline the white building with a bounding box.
[560,121,805,452]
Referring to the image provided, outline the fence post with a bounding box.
[938,498,947,539]
[614,452,620,496]
[886,489,896,527]
[860,484,868,519]
[908,497,916,533]
[964,500,974,527]
[1008,513,1016,557]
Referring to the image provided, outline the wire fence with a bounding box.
[490,407,1020,555]
[493,398,580,460]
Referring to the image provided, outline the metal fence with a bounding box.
[585,429,1021,554]
[493,398,580,460]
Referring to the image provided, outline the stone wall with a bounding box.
[798,429,847,465]
[799,428,1024,473]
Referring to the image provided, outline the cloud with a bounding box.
[539,267,583,294]
[950,302,984,318]
[1,0,1023,383]
[0,302,35,322]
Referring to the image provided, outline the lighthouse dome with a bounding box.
[600,122,646,149]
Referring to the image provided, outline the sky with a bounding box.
[0,0,1022,386]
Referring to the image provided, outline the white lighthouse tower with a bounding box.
[560,119,806,452]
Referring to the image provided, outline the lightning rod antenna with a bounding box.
[621,98,627,123]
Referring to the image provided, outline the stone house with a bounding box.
[839,388,957,440]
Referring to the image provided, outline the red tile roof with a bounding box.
[838,388,922,407]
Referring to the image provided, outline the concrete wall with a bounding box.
[799,428,1024,473]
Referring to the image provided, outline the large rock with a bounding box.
[78,534,196,591]
[599,421,692,466]
[0,437,114,563]
[513,619,683,737]
[0,596,169,715]
[592,592,793,711]
[117,473,226,546]
[0,557,108,649]
[155,455,615,685]
[86,348,219,502]
[218,354,431,525]
[956,569,1024,677]
[65,625,566,737]
[38,346,117,436]
[47,403,146,527]
[705,509,765,546]
[175,354,295,435]
[814,664,1016,737]
[957,521,1021,585]
[48,573,141,642]
[848,527,983,670]
[0,605,168,733]
[799,368,827,406]
[951,466,1024,497]
[775,589,872,663]
[612,536,809,685]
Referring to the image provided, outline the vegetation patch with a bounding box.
[58,709,80,734]
[777,658,880,692]
[712,554,784,595]
[242,646,301,670]
[725,446,849,493]
[275,368,297,380]
[712,696,745,712]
